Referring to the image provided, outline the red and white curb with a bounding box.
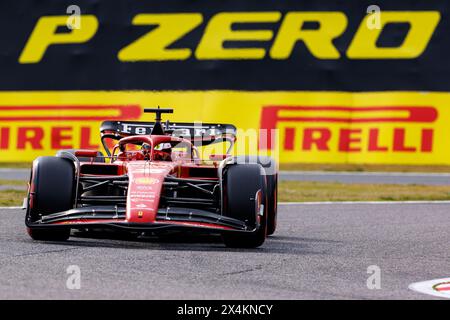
[409,278,450,298]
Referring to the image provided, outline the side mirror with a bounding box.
[209,154,230,161]
[75,150,99,158]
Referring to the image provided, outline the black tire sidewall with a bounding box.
[232,155,278,235]
[30,156,75,218]
[266,174,278,235]
[224,164,264,227]
[222,164,268,248]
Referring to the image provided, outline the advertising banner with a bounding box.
[0,0,448,164]
[1,91,449,164]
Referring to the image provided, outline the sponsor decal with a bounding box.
[19,11,440,64]
[135,185,155,191]
[409,278,450,298]
[130,191,157,197]
[129,168,167,174]
[1,91,450,164]
[116,122,230,138]
[130,197,155,203]
[130,194,156,201]
[134,177,160,185]
[0,105,141,155]
[260,105,437,153]
[0,105,140,121]
[0,2,447,92]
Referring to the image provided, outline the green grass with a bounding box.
[0,162,31,169]
[0,180,27,206]
[2,181,450,206]
[0,190,26,206]
[279,181,450,202]
[0,179,27,186]
[280,163,450,173]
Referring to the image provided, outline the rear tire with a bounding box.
[222,164,267,248]
[26,156,74,241]
[266,174,278,236]
[233,156,278,235]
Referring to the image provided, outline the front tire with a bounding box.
[222,164,267,248]
[26,156,74,241]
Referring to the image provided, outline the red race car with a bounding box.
[24,108,278,248]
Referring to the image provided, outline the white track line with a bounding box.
[0,207,23,209]
[279,170,450,177]
[279,200,450,205]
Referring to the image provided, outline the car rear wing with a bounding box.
[100,120,237,156]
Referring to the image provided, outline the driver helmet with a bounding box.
[155,143,172,152]
[154,142,172,161]
[141,143,151,152]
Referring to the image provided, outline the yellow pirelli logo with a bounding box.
[260,105,437,153]
[1,91,450,165]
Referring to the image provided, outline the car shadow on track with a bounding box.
[27,230,337,255]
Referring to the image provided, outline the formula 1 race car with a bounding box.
[24,108,278,248]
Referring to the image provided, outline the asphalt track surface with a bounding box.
[0,169,29,181]
[0,203,448,299]
[2,168,450,185]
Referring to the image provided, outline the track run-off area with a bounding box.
[0,202,448,299]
